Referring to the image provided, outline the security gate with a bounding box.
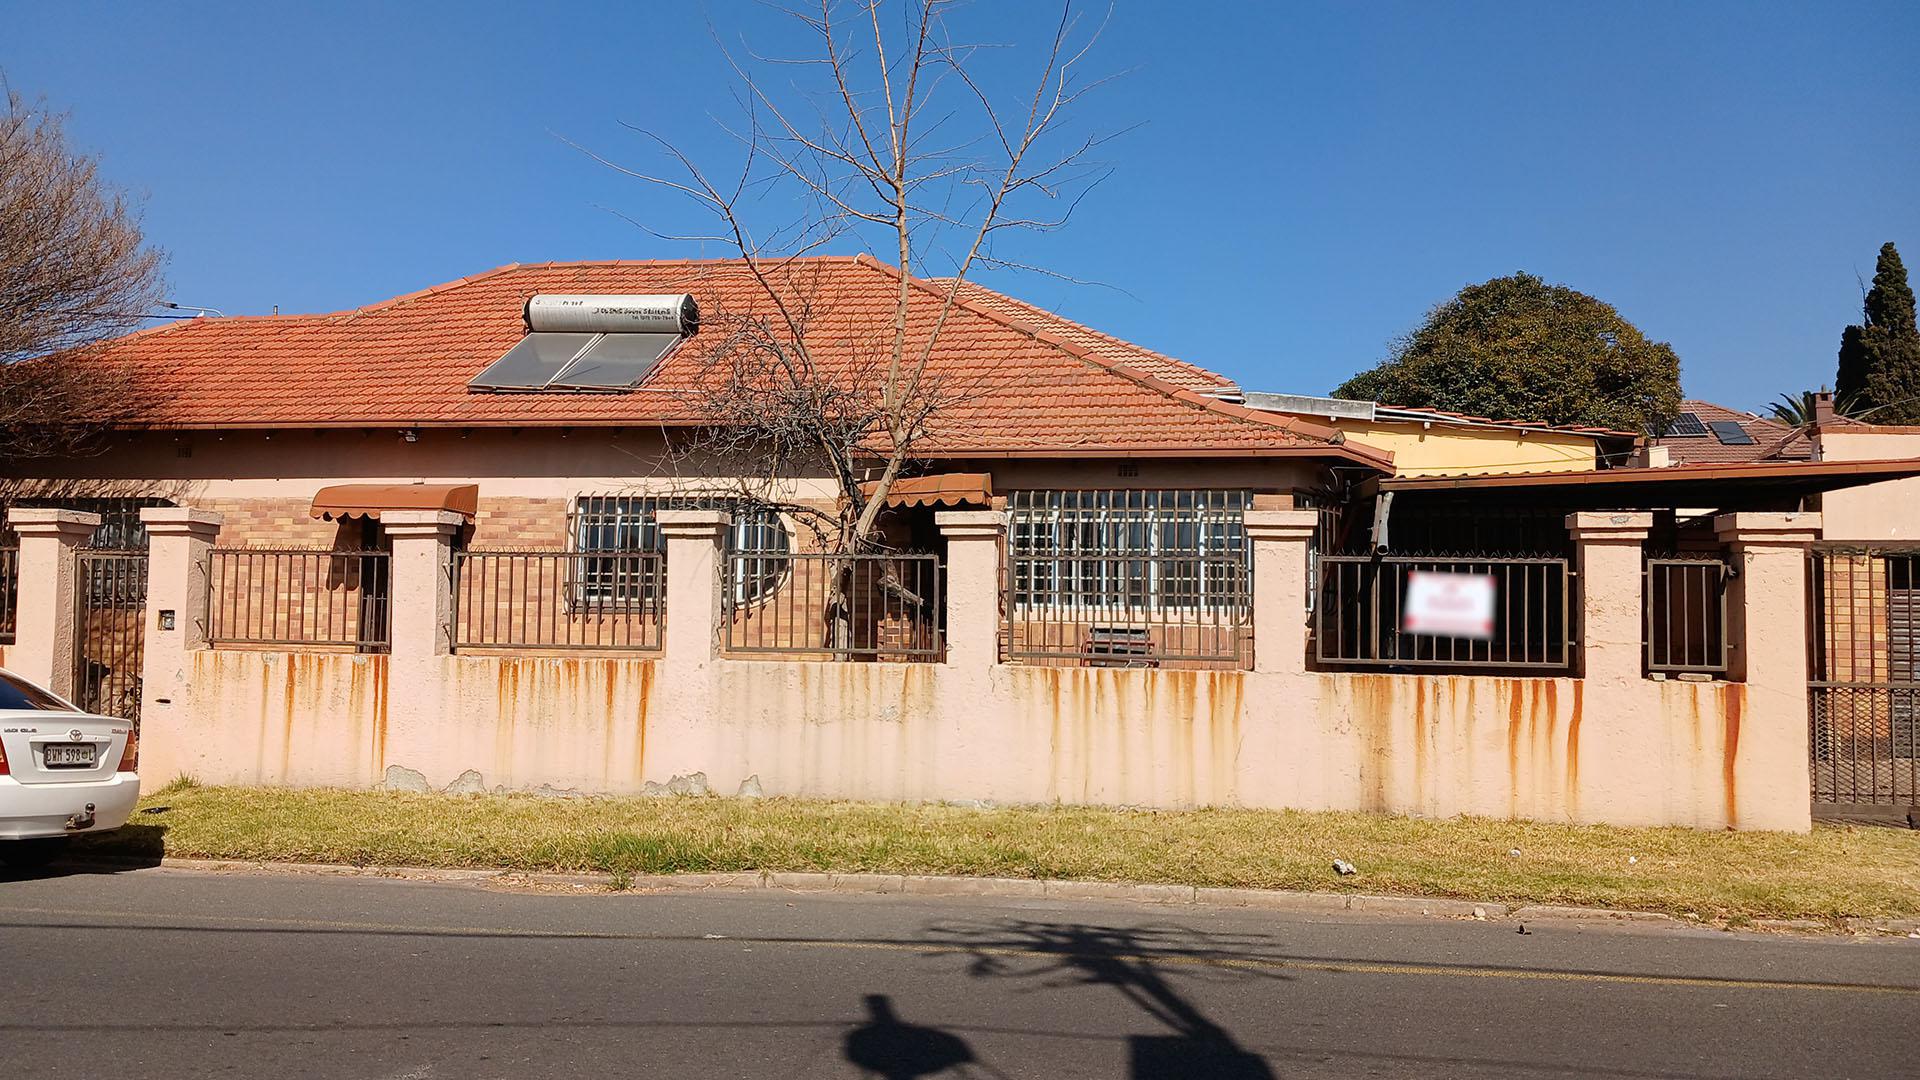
[74,551,147,722]
[1808,547,1920,814]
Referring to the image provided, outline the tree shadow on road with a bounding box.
[924,920,1285,1079]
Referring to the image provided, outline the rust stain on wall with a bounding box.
[1565,680,1584,813]
[369,657,390,773]
[1723,683,1745,828]
[1506,681,1523,816]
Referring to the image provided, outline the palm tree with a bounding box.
[1768,388,1858,425]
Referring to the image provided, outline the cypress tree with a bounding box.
[1836,242,1920,423]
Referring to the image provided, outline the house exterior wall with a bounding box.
[7,430,1328,547]
[1814,428,1920,543]
[1323,420,1598,477]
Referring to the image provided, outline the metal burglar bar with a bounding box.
[453,550,663,651]
[723,551,944,661]
[1643,555,1732,675]
[1315,554,1573,670]
[1005,489,1251,668]
[1809,547,1920,808]
[0,546,16,644]
[73,551,147,720]
[207,549,390,651]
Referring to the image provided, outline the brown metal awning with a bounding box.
[310,483,479,521]
[860,473,994,508]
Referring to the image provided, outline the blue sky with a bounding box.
[7,1,1917,410]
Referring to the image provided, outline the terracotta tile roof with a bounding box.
[922,278,1239,394]
[84,257,1387,466]
[1651,399,1810,465]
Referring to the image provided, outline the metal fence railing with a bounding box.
[1005,553,1252,668]
[208,549,390,651]
[453,550,663,652]
[1809,546,1919,807]
[0,546,16,644]
[1315,554,1574,671]
[723,550,943,661]
[1643,555,1732,676]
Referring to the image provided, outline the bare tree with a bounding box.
[0,85,164,459]
[590,0,1114,552]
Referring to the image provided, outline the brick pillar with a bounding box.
[1716,511,1820,832]
[6,508,101,699]
[1566,512,1653,686]
[382,510,463,659]
[137,508,223,782]
[1244,510,1318,674]
[936,510,1004,669]
[657,509,731,668]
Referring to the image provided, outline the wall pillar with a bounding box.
[381,510,464,659]
[6,508,101,699]
[936,510,1005,669]
[1244,510,1318,674]
[1566,512,1653,686]
[137,509,223,780]
[657,509,731,668]
[1716,511,1820,832]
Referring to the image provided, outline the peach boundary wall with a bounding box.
[10,506,1821,832]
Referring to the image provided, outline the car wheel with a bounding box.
[0,838,70,869]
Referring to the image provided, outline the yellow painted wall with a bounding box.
[1328,420,1598,478]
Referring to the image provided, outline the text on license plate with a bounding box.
[43,743,97,768]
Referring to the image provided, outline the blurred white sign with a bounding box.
[1403,570,1495,639]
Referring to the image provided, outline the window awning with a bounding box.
[860,473,994,508]
[309,483,480,521]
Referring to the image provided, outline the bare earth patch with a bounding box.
[76,782,1920,923]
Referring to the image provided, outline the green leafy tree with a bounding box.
[1334,273,1681,432]
[1835,242,1920,424]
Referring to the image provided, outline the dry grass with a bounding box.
[76,783,1920,922]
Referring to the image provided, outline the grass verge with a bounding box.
[73,784,1920,922]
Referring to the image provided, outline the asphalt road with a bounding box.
[1,865,1915,1079]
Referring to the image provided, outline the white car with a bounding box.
[0,667,140,867]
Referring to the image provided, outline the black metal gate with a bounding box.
[74,551,147,722]
[1808,547,1920,814]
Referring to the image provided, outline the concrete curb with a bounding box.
[60,855,1918,935]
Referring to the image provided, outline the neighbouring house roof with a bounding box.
[1241,392,1638,439]
[81,256,1386,467]
[1369,457,1920,507]
[1650,400,1812,465]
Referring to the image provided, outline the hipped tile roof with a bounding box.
[86,256,1386,466]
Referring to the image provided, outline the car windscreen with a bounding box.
[0,671,73,711]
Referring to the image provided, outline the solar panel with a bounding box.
[467,333,598,391]
[1708,420,1755,445]
[549,332,681,389]
[1660,412,1708,437]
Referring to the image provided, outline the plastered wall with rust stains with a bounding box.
[145,650,1798,830]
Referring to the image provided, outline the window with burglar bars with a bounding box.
[0,497,173,553]
[1005,489,1251,668]
[570,495,790,606]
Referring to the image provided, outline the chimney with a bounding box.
[1814,391,1836,425]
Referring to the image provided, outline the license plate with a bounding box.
[43,743,97,768]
